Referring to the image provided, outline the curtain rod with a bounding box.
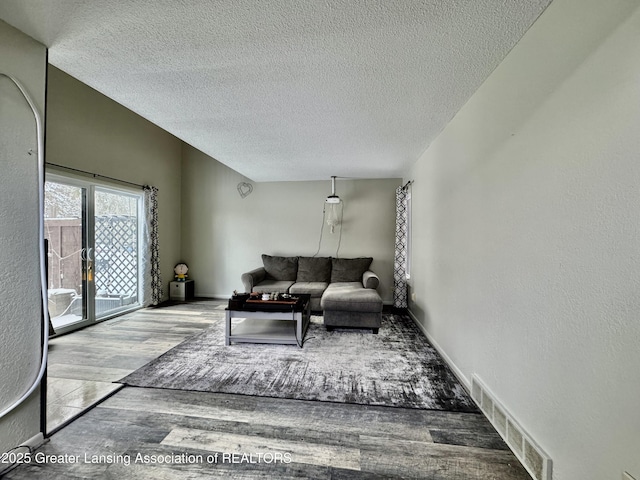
[402,180,414,190]
[46,162,145,189]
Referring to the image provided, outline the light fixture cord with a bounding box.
[335,201,344,258]
[312,203,327,257]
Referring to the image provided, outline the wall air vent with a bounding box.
[471,375,552,480]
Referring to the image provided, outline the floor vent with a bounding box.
[471,375,552,480]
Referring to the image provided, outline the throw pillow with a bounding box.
[262,254,298,281]
[331,257,373,283]
[297,257,332,283]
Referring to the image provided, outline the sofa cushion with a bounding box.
[325,282,364,290]
[251,280,295,293]
[262,254,298,281]
[290,282,329,297]
[321,285,382,313]
[297,257,331,283]
[330,257,373,283]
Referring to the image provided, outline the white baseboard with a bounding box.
[0,433,46,475]
[196,293,228,300]
[21,432,45,450]
[406,308,471,390]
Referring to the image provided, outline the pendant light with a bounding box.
[325,176,341,233]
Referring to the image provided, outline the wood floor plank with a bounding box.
[47,351,159,370]
[110,443,335,480]
[46,377,88,403]
[52,381,122,409]
[161,427,362,471]
[359,435,530,480]
[48,363,133,382]
[45,404,85,434]
[48,342,177,357]
[429,427,510,451]
[50,330,154,344]
[96,404,364,451]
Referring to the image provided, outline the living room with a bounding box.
[1,1,640,479]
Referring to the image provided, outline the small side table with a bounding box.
[169,279,194,301]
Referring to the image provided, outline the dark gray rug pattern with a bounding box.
[119,313,479,413]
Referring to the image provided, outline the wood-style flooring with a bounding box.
[5,300,532,479]
[45,299,222,433]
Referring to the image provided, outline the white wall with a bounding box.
[181,145,399,302]
[406,0,640,479]
[46,67,183,300]
[0,20,46,454]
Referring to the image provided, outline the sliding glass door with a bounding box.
[44,181,89,330]
[45,175,143,334]
[93,187,141,318]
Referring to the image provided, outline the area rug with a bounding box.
[118,313,479,413]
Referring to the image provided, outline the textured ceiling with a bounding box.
[0,0,552,182]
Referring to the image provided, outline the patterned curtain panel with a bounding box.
[393,185,409,309]
[143,185,163,306]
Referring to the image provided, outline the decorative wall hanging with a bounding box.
[237,182,253,198]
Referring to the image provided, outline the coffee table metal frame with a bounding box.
[224,295,311,347]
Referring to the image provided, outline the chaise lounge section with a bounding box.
[321,283,382,334]
[241,255,382,333]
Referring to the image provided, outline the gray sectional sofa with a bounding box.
[241,255,383,333]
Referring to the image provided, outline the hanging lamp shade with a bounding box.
[325,176,341,233]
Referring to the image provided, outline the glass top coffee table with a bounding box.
[224,294,311,348]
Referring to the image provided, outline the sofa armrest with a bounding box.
[241,267,267,292]
[362,270,379,289]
